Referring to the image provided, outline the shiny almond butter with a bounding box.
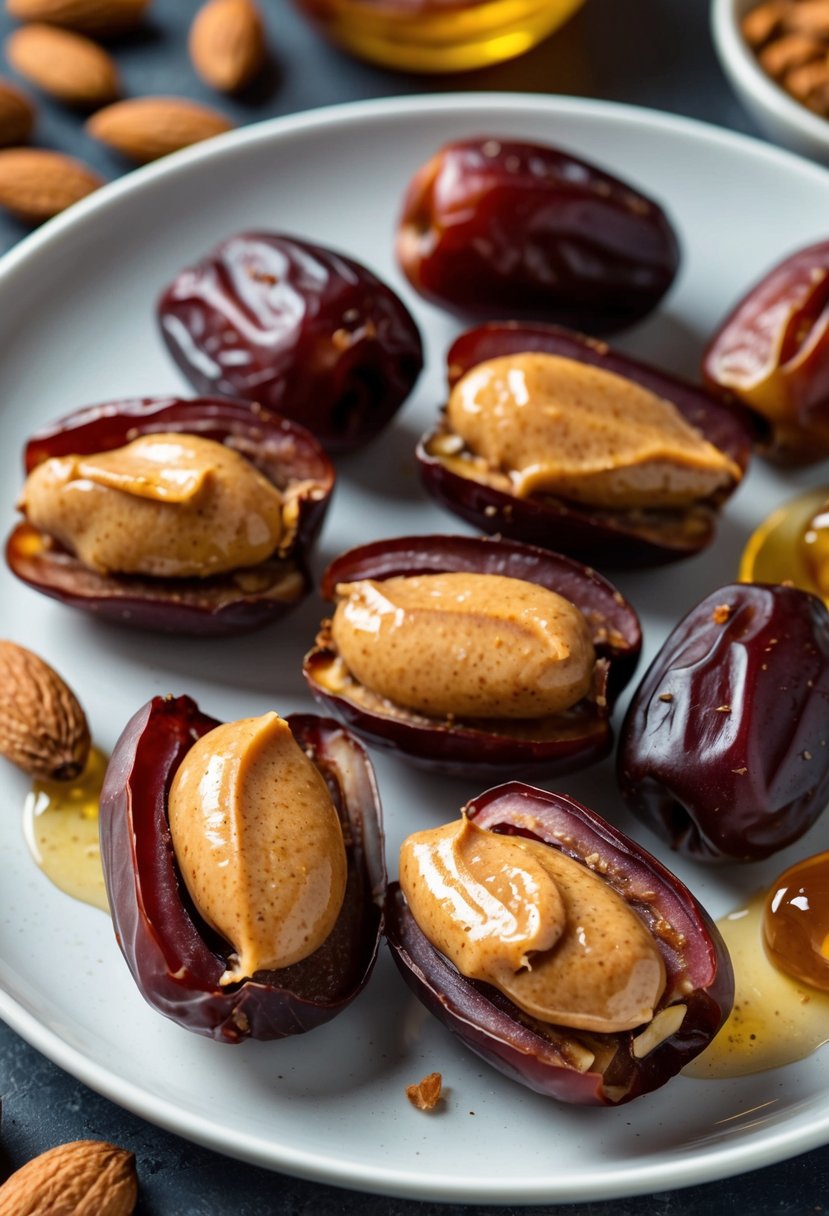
[5,0,150,37]
[0,147,103,222]
[0,77,35,145]
[87,96,232,162]
[5,24,119,107]
[189,0,266,93]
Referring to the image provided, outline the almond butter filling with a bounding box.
[17,432,284,578]
[399,817,666,1034]
[447,353,740,509]
[168,712,347,985]
[330,572,595,719]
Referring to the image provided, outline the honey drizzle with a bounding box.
[22,746,109,913]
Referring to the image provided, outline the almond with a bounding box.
[0,640,90,780]
[6,24,119,107]
[87,95,232,162]
[189,0,266,93]
[0,76,35,145]
[4,0,149,38]
[0,147,102,220]
[0,1140,137,1215]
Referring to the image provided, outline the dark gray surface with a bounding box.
[1,0,827,1210]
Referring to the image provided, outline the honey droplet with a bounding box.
[683,890,829,1080]
[739,486,829,603]
[764,851,829,992]
[23,746,109,912]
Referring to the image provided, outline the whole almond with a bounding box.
[189,0,266,93]
[0,1140,137,1216]
[4,0,149,38]
[6,24,119,107]
[0,147,103,221]
[0,76,35,145]
[87,95,232,162]
[0,640,90,780]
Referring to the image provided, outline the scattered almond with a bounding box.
[87,95,232,162]
[406,1071,443,1111]
[0,76,35,145]
[6,23,119,108]
[0,1139,137,1216]
[0,640,90,779]
[4,0,150,38]
[189,0,266,93]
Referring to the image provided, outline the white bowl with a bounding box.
[712,0,829,162]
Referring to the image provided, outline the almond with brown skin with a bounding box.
[6,24,119,107]
[4,0,150,38]
[189,0,266,93]
[0,147,103,221]
[87,95,232,162]
[0,640,90,780]
[0,77,35,145]
[0,1140,137,1216]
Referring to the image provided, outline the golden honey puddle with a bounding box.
[683,892,829,1079]
[22,746,109,913]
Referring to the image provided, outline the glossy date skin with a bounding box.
[5,396,334,635]
[158,232,424,451]
[99,696,386,1043]
[418,323,753,566]
[396,138,680,331]
[385,783,733,1105]
[303,534,641,777]
[618,584,829,862]
[703,240,829,462]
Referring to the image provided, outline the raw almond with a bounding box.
[0,147,102,221]
[6,24,119,107]
[4,0,149,38]
[189,0,266,93]
[0,76,35,145]
[0,640,90,780]
[87,95,232,162]
[0,1139,137,1216]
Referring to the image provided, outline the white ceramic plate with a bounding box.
[2,94,829,1204]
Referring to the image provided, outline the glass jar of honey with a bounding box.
[292,0,585,73]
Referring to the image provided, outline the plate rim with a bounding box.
[2,90,829,1202]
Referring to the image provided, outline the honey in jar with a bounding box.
[291,0,585,72]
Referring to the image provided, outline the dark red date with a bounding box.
[99,696,385,1042]
[396,137,680,331]
[703,240,829,461]
[303,533,641,777]
[618,584,829,862]
[158,232,424,451]
[386,783,733,1105]
[5,396,334,635]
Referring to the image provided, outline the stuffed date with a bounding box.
[99,695,385,1042]
[618,583,829,862]
[385,783,733,1105]
[396,137,680,331]
[303,533,641,776]
[5,395,334,635]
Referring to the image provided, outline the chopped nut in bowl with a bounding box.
[5,395,334,634]
[303,534,641,777]
[385,784,734,1105]
[712,0,829,162]
[418,323,753,566]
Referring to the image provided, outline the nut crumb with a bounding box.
[714,705,732,713]
[711,603,732,624]
[406,1071,443,1111]
[803,750,813,760]
[732,766,748,775]
[658,692,673,703]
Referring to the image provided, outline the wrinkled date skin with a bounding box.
[5,396,334,635]
[99,695,386,1042]
[618,584,829,862]
[303,533,641,776]
[158,232,424,451]
[417,323,753,566]
[703,240,829,462]
[385,783,733,1105]
[396,137,680,332]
